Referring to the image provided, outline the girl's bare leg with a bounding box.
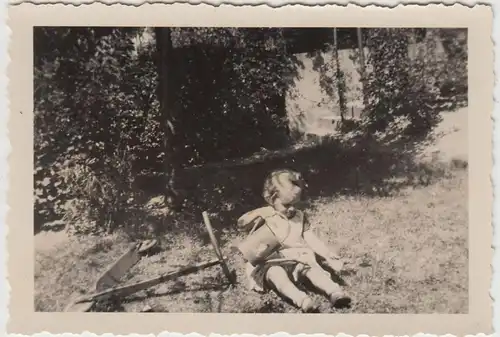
[302,267,352,308]
[265,266,318,312]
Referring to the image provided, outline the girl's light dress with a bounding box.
[244,207,330,292]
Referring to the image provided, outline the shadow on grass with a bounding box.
[35,127,465,251]
[126,282,231,301]
[85,280,233,313]
[131,132,460,245]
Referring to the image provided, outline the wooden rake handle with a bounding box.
[65,257,223,311]
[202,211,235,284]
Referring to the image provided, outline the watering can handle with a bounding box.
[248,216,265,236]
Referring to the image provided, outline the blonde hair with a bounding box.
[262,169,306,207]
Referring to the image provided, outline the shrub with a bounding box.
[361,28,444,137]
[58,147,142,235]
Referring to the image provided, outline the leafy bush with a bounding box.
[33,27,304,234]
[432,28,467,101]
[33,27,467,235]
[34,27,147,233]
[58,148,142,235]
[361,28,444,136]
[168,28,301,165]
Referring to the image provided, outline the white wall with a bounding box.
[286,48,366,137]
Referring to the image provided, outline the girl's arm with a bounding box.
[302,214,344,272]
[303,229,340,259]
[302,214,340,259]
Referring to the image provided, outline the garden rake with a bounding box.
[64,211,234,312]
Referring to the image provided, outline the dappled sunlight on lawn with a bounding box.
[35,166,468,313]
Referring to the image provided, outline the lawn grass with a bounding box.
[35,165,467,314]
[35,106,469,313]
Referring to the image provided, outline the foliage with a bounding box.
[310,35,351,119]
[34,27,303,234]
[360,28,443,136]
[34,27,149,234]
[308,28,466,138]
[59,147,144,235]
[432,28,467,100]
[169,28,301,165]
[34,27,467,235]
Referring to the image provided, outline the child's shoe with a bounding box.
[300,296,320,313]
[329,292,352,309]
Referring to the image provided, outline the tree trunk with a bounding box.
[155,27,182,210]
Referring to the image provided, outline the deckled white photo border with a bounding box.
[1,1,498,336]
[1,0,9,335]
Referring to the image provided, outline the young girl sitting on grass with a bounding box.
[237,169,352,313]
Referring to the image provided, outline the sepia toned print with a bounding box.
[34,25,469,314]
[7,3,493,336]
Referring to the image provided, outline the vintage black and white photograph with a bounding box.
[33,26,469,314]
